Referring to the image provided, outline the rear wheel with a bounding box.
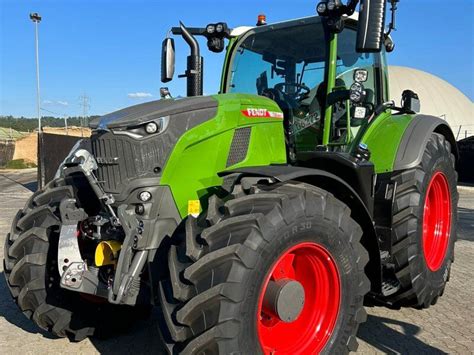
[158,181,370,354]
[384,133,458,308]
[3,179,150,341]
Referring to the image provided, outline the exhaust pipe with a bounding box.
[180,22,204,97]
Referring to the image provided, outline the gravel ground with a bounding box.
[0,170,472,354]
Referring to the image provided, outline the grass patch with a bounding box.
[4,159,37,169]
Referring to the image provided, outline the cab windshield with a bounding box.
[227,17,381,151]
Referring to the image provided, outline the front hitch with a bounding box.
[56,151,150,306]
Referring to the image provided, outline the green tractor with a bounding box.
[4,0,458,353]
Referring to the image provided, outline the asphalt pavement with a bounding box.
[0,170,472,354]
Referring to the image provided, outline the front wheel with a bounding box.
[158,182,370,354]
[3,179,150,341]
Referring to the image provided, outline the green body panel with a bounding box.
[323,33,339,146]
[361,112,414,173]
[160,93,287,217]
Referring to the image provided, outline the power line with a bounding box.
[40,107,69,135]
[78,93,91,137]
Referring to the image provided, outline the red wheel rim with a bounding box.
[257,242,341,354]
[422,172,452,272]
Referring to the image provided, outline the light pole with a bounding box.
[30,12,45,189]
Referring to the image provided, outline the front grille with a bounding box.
[91,132,166,195]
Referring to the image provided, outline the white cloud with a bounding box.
[43,99,69,106]
[128,92,153,99]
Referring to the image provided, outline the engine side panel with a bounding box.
[160,93,287,217]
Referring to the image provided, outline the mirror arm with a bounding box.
[345,0,360,15]
[385,0,399,37]
[171,26,207,37]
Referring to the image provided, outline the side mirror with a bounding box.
[356,0,387,53]
[401,90,421,114]
[161,38,175,83]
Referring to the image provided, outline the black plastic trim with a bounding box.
[219,164,382,293]
[394,115,459,171]
[219,164,373,218]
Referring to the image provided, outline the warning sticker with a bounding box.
[188,200,201,218]
[241,108,284,119]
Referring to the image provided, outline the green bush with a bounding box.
[4,159,37,169]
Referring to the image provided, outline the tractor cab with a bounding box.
[162,0,394,161]
[223,15,387,155]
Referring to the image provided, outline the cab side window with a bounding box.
[337,29,382,109]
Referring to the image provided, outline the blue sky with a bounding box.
[0,0,473,117]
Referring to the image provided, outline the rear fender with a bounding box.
[394,115,459,171]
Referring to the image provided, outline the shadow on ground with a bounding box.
[0,170,38,192]
[22,180,38,192]
[458,207,474,241]
[0,271,166,354]
[1,268,447,354]
[358,314,447,354]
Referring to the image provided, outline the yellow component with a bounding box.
[188,200,201,217]
[95,240,122,267]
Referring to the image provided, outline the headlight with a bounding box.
[145,122,159,134]
[327,0,336,11]
[317,2,327,15]
[114,116,170,139]
[350,82,366,103]
[206,24,216,34]
[354,69,369,83]
[138,191,152,202]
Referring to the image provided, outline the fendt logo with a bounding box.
[242,108,284,119]
[96,157,119,165]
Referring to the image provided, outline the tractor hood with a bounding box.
[88,96,219,199]
[89,96,218,130]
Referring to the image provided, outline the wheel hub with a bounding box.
[262,279,305,323]
[257,242,341,354]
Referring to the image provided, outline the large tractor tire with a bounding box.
[158,181,370,354]
[384,133,458,308]
[3,178,149,341]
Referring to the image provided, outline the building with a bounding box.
[12,127,91,165]
[0,128,27,167]
[388,66,474,140]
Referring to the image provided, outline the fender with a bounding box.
[394,114,459,171]
[220,165,382,293]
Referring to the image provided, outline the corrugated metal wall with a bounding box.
[41,133,83,183]
[458,137,474,183]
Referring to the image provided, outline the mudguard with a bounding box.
[220,165,382,293]
[394,115,459,171]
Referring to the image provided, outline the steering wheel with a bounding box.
[274,82,311,98]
